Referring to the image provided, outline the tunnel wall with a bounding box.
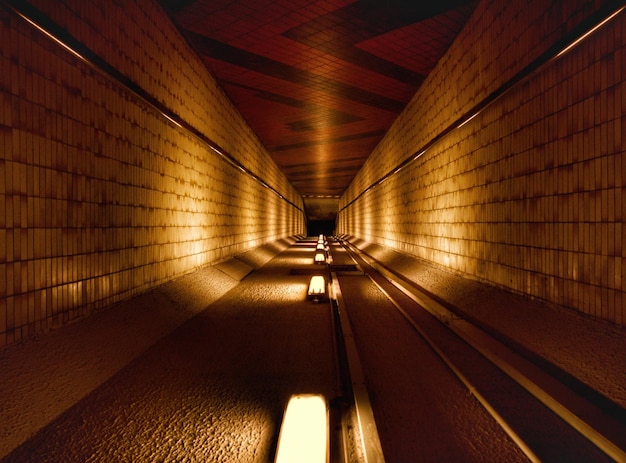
[0,0,305,346]
[338,0,625,326]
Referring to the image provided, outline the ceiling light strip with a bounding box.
[339,1,625,213]
[2,0,304,214]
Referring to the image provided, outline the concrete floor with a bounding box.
[1,237,624,462]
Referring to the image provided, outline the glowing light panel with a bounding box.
[275,394,328,463]
[314,252,326,264]
[308,276,326,297]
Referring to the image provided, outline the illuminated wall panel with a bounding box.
[338,0,624,326]
[0,0,305,346]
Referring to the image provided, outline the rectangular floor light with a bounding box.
[308,275,326,298]
[275,394,328,463]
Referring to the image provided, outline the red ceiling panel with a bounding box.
[158,0,478,199]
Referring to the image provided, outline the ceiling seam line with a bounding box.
[2,0,305,214]
[338,0,626,215]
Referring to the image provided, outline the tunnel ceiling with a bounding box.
[158,0,477,199]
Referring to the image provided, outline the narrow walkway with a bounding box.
[344,236,626,413]
[2,236,624,462]
[0,237,337,462]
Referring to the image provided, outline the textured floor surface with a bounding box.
[1,237,624,462]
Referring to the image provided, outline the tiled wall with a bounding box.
[0,0,305,346]
[338,0,625,326]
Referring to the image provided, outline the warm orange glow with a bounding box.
[275,394,328,463]
[314,252,326,264]
[308,276,326,297]
[316,243,325,250]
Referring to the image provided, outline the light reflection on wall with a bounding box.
[0,0,306,346]
[337,2,625,325]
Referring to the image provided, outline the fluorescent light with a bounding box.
[275,394,328,463]
[314,252,326,264]
[308,276,326,298]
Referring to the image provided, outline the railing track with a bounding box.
[334,239,626,463]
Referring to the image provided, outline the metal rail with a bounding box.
[338,2,626,214]
[1,0,305,215]
[362,272,541,462]
[339,241,626,463]
[328,271,386,463]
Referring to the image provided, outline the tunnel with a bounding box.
[1,0,625,461]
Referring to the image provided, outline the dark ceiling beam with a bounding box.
[184,30,406,112]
